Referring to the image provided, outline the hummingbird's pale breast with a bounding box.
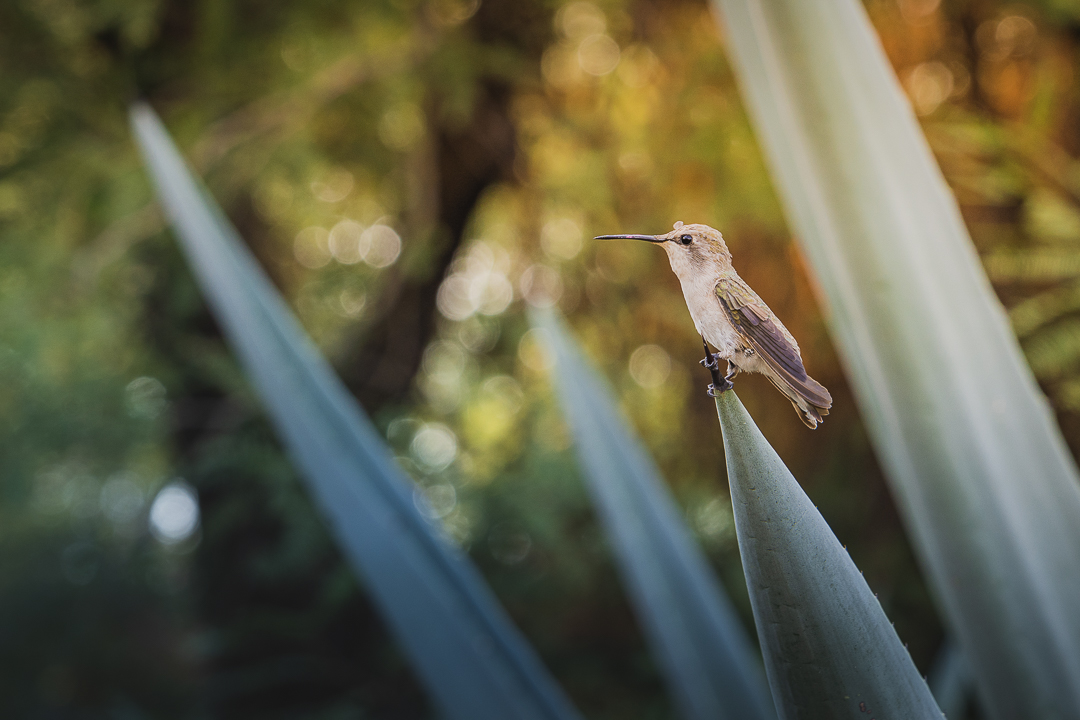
[670,261,741,358]
[659,226,745,361]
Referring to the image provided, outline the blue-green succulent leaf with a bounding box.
[715,390,940,719]
[536,309,774,720]
[711,0,1080,714]
[130,103,582,720]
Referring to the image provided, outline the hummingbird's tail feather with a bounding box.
[764,372,832,429]
[713,277,832,427]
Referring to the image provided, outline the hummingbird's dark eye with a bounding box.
[680,234,692,245]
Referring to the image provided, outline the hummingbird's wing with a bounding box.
[715,277,832,410]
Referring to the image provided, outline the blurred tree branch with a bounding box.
[335,0,553,409]
[340,81,519,408]
[190,40,430,171]
[82,2,551,413]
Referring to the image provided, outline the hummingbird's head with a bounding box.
[595,221,731,279]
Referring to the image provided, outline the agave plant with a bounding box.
[535,309,775,720]
[133,98,946,720]
[539,308,941,718]
[714,390,940,718]
[711,0,1080,715]
[129,0,1080,714]
[131,104,582,720]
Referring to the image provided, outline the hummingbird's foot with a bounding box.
[708,361,739,395]
[699,337,721,372]
[706,377,734,397]
[700,337,730,395]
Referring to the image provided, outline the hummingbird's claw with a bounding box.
[699,337,720,371]
[708,360,738,395]
[700,335,733,396]
[707,377,734,397]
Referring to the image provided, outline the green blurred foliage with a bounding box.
[2,0,1079,717]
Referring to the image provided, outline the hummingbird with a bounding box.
[596,222,832,428]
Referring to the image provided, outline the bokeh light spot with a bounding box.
[437,275,475,321]
[148,481,200,545]
[360,224,402,268]
[558,1,606,38]
[518,328,553,372]
[310,168,353,203]
[99,472,145,526]
[906,61,953,115]
[420,341,471,411]
[427,0,481,27]
[125,376,168,419]
[413,483,457,519]
[520,264,563,308]
[329,219,364,264]
[694,498,734,543]
[897,0,941,25]
[578,34,620,76]
[411,423,459,472]
[629,344,672,388]
[294,226,331,268]
[337,288,366,318]
[438,242,516,319]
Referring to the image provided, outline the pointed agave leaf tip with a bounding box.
[710,0,1080,714]
[535,308,774,720]
[714,390,941,719]
[129,103,582,720]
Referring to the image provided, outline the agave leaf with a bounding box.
[711,0,1080,714]
[130,103,582,720]
[534,310,775,720]
[714,390,940,719]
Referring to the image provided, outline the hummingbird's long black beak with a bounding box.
[594,234,665,243]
